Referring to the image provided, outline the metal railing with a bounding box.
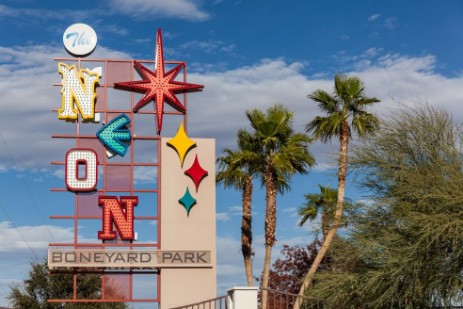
[169,288,321,309]
[169,295,228,309]
[262,288,322,309]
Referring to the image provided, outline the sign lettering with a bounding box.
[58,63,99,120]
[62,23,97,56]
[66,31,93,48]
[48,250,212,269]
[98,196,138,240]
[65,148,98,192]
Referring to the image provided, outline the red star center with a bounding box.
[114,29,204,134]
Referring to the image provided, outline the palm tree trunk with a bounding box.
[261,167,277,309]
[293,123,349,309]
[242,176,254,286]
[321,212,329,242]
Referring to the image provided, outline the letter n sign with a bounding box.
[58,62,99,120]
[98,196,138,240]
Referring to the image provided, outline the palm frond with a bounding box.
[308,90,338,114]
[351,111,381,138]
[308,74,380,142]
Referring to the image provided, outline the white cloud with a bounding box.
[368,14,381,21]
[0,221,86,306]
[220,233,318,287]
[133,166,158,184]
[363,47,383,58]
[214,234,302,290]
[225,205,258,217]
[217,212,230,222]
[228,205,243,215]
[277,235,316,247]
[2,44,463,176]
[384,17,398,30]
[180,40,236,54]
[0,4,92,22]
[0,4,56,19]
[0,4,17,17]
[102,24,129,36]
[189,52,463,172]
[0,2,208,25]
[282,207,297,213]
[216,235,247,290]
[0,221,67,253]
[0,221,97,253]
[110,0,209,21]
[0,44,130,171]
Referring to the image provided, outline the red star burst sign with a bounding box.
[115,29,204,134]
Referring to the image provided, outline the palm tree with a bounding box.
[293,74,380,309]
[299,184,338,241]
[217,129,259,286]
[245,104,315,309]
[299,184,354,242]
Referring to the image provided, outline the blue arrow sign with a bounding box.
[96,114,131,156]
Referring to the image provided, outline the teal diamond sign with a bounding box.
[178,187,197,216]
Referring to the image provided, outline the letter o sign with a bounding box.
[65,148,98,192]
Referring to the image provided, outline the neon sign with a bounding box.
[98,196,138,240]
[96,114,131,156]
[115,29,204,134]
[57,63,99,120]
[65,148,98,192]
[54,27,208,244]
[49,26,215,306]
[63,23,98,57]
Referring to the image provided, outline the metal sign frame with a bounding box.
[48,56,191,304]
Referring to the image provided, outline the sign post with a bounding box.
[160,137,216,308]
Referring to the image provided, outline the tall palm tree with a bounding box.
[299,184,338,241]
[245,104,315,309]
[293,74,380,309]
[217,129,260,286]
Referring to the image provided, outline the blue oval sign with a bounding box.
[63,23,97,57]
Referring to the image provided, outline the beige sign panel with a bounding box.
[48,249,212,269]
[160,137,216,309]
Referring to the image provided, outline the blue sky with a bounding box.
[1,0,463,307]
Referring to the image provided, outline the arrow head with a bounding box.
[96,114,131,157]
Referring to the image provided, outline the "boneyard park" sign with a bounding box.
[49,249,211,269]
